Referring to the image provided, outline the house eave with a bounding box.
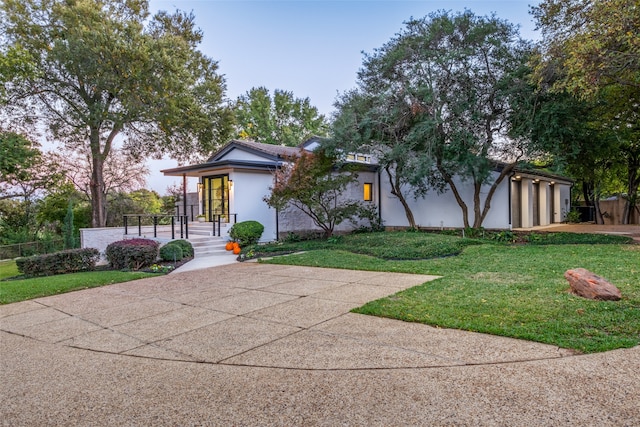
[161,159,284,177]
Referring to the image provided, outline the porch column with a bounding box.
[182,174,187,220]
[520,178,534,228]
[538,182,550,226]
[553,185,563,223]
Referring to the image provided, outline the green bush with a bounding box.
[16,248,100,277]
[565,209,582,223]
[229,220,264,246]
[170,239,194,257]
[105,238,159,270]
[159,243,184,262]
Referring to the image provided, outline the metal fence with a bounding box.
[0,239,65,260]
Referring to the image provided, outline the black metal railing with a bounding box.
[175,204,199,222]
[211,213,237,237]
[123,214,189,239]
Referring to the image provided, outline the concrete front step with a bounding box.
[186,233,230,258]
[188,222,231,238]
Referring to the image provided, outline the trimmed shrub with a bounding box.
[229,220,264,246]
[159,243,184,262]
[105,238,159,270]
[170,239,194,257]
[16,248,100,277]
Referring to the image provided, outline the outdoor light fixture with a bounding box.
[228,180,233,188]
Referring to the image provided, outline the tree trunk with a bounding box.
[437,164,470,228]
[385,166,416,228]
[89,152,106,228]
[473,163,516,229]
[89,128,107,228]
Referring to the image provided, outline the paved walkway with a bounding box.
[2,263,639,425]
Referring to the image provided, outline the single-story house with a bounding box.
[161,138,573,241]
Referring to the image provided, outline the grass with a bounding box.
[0,260,158,304]
[258,232,640,353]
[253,231,483,260]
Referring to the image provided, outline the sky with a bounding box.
[145,0,542,194]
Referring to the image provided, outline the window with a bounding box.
[363,182,373,201]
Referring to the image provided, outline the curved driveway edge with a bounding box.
[1,263,639,425]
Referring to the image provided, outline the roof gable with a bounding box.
[208,139,302,163]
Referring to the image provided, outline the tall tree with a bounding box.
[532,0,640,224]
[331,11,534,228]
[0,0,234,227]
[234,87,329,146]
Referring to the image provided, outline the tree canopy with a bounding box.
[331,10,534,228]
[234,87,329,147]
[532,0,640,224]
[0,0,234,227]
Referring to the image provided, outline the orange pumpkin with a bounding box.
[232,246,241,255]
[225,242,234,251]
[232,242,240,250]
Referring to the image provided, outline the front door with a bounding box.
[202,175,229,221]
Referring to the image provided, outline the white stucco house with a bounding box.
[161,138,573,241]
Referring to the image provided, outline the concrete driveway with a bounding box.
[1,263,639,426]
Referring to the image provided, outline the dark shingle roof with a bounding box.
[231,139,301,157]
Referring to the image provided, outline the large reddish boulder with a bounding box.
[564,268,622,301]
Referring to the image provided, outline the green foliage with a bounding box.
[330,10,534,229]
[234,87,329,146]
[531,0,640,225]
[0,0,233,227]
[0,267,156,304]
[170,239,194,257]
[564,209,583,223]
[0,131,65,202]
[229,220,265,246]
[106,189,165,226]
[254,231,481,260]
[105,238,159,270]
[489,230,517,243]
[0,260,20,280]
[63,200,75,249]
[532,0,639,98]
[159,242,184,262]
[16,248,99,277]
[265,149,375,237]
[524,232,632,245]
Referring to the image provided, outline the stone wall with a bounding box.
[80,227,126,258]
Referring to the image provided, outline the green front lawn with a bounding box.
[258,232,640,353]
[0,260,157,304]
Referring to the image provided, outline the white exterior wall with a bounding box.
[230,170,279,242]
[278,170,379,236]
[556,183,572,222]
[218,149,270,162]
[380,171,511,229]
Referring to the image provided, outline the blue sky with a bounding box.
[147,0,542,193]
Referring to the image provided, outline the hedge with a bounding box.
[159,243,184,262]
[105,238,159,270]
[16,248,100,277]
[170,239,194,257]
[229,221,264,246]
